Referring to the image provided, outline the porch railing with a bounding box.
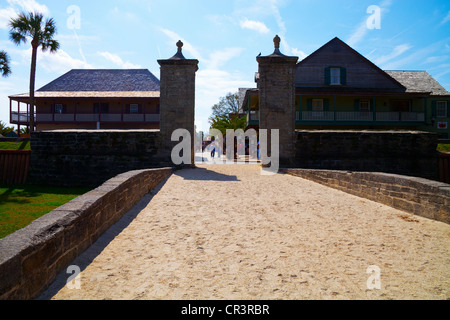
[11,112,160,124]
[296,111,425,122]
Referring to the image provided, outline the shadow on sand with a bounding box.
[174,166,240,182]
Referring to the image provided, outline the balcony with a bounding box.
[11,112,160,125]
[243,111,426,126]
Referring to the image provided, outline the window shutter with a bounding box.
[63,104,67,113]
[324,99,330,111]
[354,99,360,112]
[447,101,450,118]
[139,104,143,114]
[340,68,347,85]
[324,67,331,85]
[431,101,436,117]
[307,99,313,111]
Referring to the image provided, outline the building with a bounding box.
[241,37,450,138]
[9,69,161,131]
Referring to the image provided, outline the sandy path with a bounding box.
[39,165,450,300]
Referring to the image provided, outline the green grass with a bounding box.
[0,184,91,239]
[437,144,450,152]
[0,141,31,150]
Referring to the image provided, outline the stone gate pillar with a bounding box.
[158,41,199,166]
[257,35,298,167]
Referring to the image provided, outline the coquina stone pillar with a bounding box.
[257,35,298,167]
[158,41,199,166]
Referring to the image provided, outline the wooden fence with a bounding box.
[0,150,31,185]
[439,152,450,184]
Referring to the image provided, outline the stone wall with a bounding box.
[282,168,450,224]
[29,130,171,188]
[0,168,173,300]
[294,130,439,180]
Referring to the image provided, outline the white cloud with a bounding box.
[347,22,368,47]
[441,11,450,25]
[373,44,412,67]
[0,7,16,29]
[17,47,93,73]
[0,0,50,29]
[240,18,270,34]
[381,39,448,70]
[7,0,49,15]
[291,48,307,61]
[97,51,141,69]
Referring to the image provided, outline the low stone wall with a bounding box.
[294,130,439,180]
[0,167,173,300]
[29,130,172,188]
[282,168,450,224]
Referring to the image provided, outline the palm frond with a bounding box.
[0,50,12,77]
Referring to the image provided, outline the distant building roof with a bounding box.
[385,71,450,96]
[38,69,160,92]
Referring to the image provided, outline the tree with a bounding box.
[9,12,60,132]
[209,92,245,136]
[0,51,11,77]
[0,121,14,136]
[209,92,241,121]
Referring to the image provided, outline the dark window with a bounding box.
[93,103,109,114]
[55,104,64,114]
[391,100,411,112]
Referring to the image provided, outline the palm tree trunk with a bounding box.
[29,43,38,133]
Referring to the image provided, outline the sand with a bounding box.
[39,164,450,300]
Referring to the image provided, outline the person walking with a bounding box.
[210,141,216,159]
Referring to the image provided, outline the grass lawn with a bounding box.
[0,184,91,239]
[438,144,450,153]
[0,141,31,150]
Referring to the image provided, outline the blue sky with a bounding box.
[0,0,449,132]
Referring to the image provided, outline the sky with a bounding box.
[0,0,449,132]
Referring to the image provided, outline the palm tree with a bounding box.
[0,51,11,77]
[9,12,60,132]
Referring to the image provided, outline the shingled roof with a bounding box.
[37,69,160,92]
[384,71,449,96]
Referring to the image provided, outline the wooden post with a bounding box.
[74,100,77,122]
[334,96,337,121]
[52,100,55,122]
[373,97,376,122]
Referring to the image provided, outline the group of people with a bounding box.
[207,141,261,160]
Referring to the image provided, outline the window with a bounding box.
[55,104,63,114]
[93,103,109,114]
[437,101,448,118]
[312,99,324,111]
[130,104,139,114]
[330,68,341,85]
[360,100,370,112]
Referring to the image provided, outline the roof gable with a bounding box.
[37,69,160,92]
[295,37,406,91]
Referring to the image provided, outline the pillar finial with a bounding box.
[271,35,284,56]
[170,40,186,60]
[177,40,183,52]
[274,35,280,49]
